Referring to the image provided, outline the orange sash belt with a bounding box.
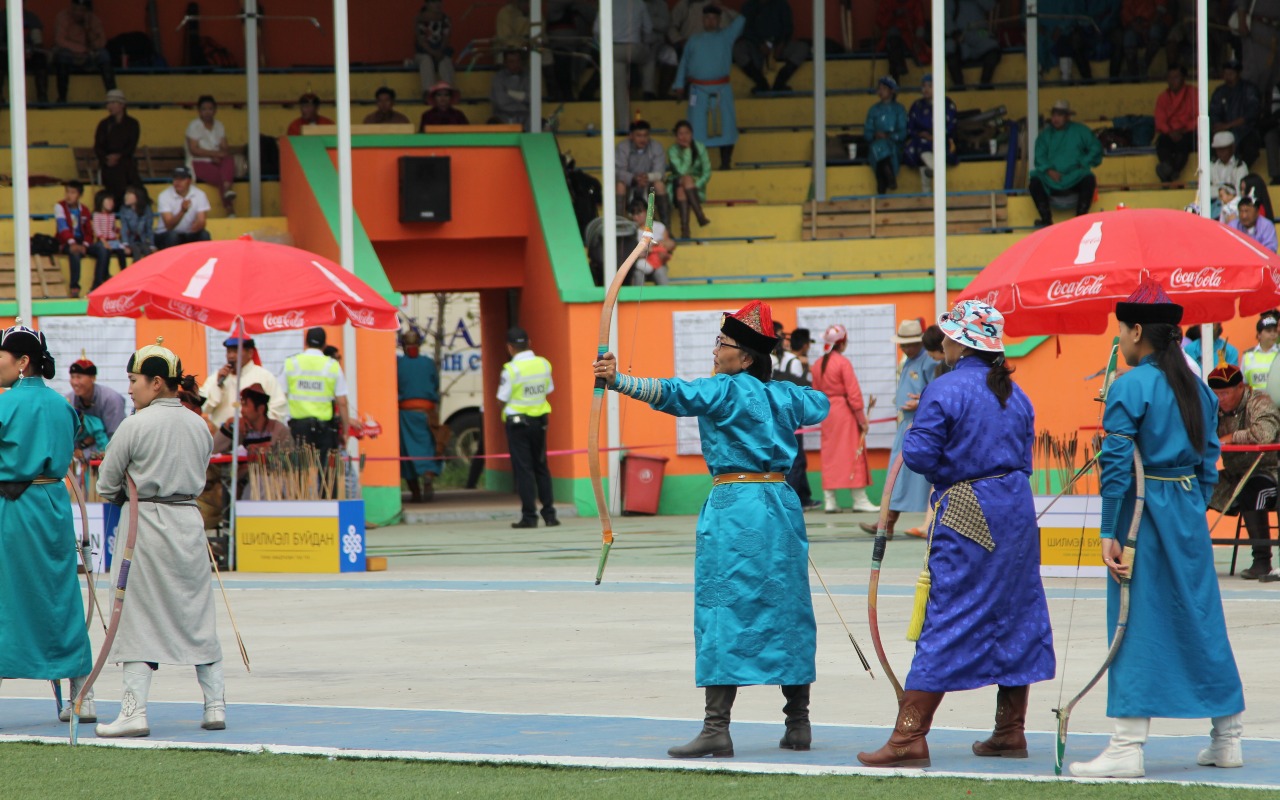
[399,399,437,412]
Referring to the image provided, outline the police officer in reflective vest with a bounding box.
[1243,311,1280,391]
[282,327,350,468]
[499,327,559,528]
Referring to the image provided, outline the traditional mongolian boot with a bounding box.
[1197,713,1244,768]
[860,510,898,537]
[857,690,945,768]
[1069,717,1149,778]
[686,191,711,227]
[972,684,1028,758]
[407,476,423,504]
[779,684,812,751]
[668,685,736,758]
[58,676,97,722]
[96,662,153,738]
[677,197,692,239]
[851,488,881,514]
[823,489,840,513]
[196,661,227,731]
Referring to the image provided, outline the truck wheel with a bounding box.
[448,411,483,470]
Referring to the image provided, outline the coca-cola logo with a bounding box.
[165,298,209,323]
[980,291,1000,307]
[347,308,375,327]
[1046,275,1105,302]
[100,295,136,314]
[1170,267,1225,290]
[262,310,307,330]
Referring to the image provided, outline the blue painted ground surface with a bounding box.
[1,698,1277,788]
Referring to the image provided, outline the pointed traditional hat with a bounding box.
[720,300,779,354]
[1115,278,1183,326]
[127,336,183,379]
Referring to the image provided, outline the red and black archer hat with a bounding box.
[720,300,780,355]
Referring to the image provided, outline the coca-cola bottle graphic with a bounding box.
[1074,221,1104,265]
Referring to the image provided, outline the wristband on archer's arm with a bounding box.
[612,373,663,404]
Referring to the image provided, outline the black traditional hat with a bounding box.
[720,300,780,355]
[0,319,55,379]
[1115,279,1183,326]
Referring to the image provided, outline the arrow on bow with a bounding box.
[1053,337,1144,775]
[867,454,907,701]
[591,190,656,585]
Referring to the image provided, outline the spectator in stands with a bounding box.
[0,6,49,104]
[52,0,114,104]
[903,74,957,194]
[1029,100,1102,226]
[93,89,139,204]
[667,119,712,239]
[546,0,595,102]
[495,0,531,53]
[90,191,125,289]
[672,4,746,172]
[118,184,155,264]
[54,179,97,298]
[185,95,237,218]
[1219,182,1241,225]
[364,86,412,125]
[1211,59,1262,166]
[1241,0,1280,107]
[734,0,810,94]
[866,76,908,195]
[490,51,531,128]
[594,0,653,133]
[1037,0,1096,84]
[643,0,674,99]
[1264,84,1280,186]
[154,167,212,250]
[628,199,674,284]
[669,0,736,56]
[1210,131,1249,217]
[876,0,928,83]
[1228,196,1279,251]
[1186,321,1241,366]
[1111,0,1170,80]
[413,0,456,94]
[286,93,334,137]
[616,119,671,227]
[1154,65,1198,183]
[945,0,1001,89]
[419,82,469,128]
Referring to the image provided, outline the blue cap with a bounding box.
[879,75,899,92]
[223,336,255,349]
[922,73,933,85]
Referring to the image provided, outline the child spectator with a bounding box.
[628,198,674,285]
[119,184,156,263]
[1219,183,1241,225]
[53,179,98,298]
[419,82,469,128]
[414,0,456,94]
[90,190,126,289]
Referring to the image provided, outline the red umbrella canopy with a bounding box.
[957,208,1280,337]
[86,236,399,334]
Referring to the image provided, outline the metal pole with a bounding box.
[600,0,620,514]
[228,327,245,571]
[530,0,542,132]
[335,0,359,419]
[246,0,262,216]
[7,1,31,324]
[931,0,947,317]
[1196,0,1213,377]
[812,0,826,201]
[1026,0,1038,173]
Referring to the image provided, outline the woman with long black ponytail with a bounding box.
[1070,281,1245,778]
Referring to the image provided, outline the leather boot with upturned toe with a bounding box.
[96,662,153,738]
[857,690,944,768]
[668,685,736,758]
[972,685,1029,758]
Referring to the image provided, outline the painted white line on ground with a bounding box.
[0,734,1274,791]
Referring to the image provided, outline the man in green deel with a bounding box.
[1029,99,1103,227]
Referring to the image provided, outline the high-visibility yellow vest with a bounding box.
[502,355,552,418]
[283,352,340,421]
[1243,347,1279,391]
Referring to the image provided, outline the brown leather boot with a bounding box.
[677,197,692,239]
[972,684,1029,758]
[687,191,711,227]
[779,684,811,751]
[857,690,944,768]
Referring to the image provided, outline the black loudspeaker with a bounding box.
[398,156,452,222]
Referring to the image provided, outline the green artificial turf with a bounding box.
[0,743,1269,800]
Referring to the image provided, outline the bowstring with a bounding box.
[609,274,645,515]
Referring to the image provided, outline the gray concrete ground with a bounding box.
[10,504,1278,747]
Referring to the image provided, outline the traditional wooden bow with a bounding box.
[70,474,139,745]
[867,454,906,701]
[591,190,655,585]
[66,467,106,633]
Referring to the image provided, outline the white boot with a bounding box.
[1069,717,1149,778]
[196,661,226,730]
[96,662,152,738]
[58,676,97,722]
[920,152,935,194]
[1197,713,1244,768]
[1059,56,1074,83]
[851,488,881,514]
[823,490,840,514]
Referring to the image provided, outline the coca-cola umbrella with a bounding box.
[86,236,399,570]
[956,208,1280,337]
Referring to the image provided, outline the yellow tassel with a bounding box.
[906,568,931,642]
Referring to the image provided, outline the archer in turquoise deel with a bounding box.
[1070,280,1246,779]
[0,322,94,716]
[593,300,830,760]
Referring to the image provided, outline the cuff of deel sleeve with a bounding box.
[1099,495,1120,539]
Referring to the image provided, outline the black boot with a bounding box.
[687,191,710,226]
[668,685,736,758]
[875,161,888,195]
[1033,194,1053,227]
[678,197,692,239]
[55,70,69,104]
[719,145,734,171]
[655,194,672,229]
[779,684,812,751]
[742,63,770,94]
[407,476,422,504]
[772,63,799,92]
